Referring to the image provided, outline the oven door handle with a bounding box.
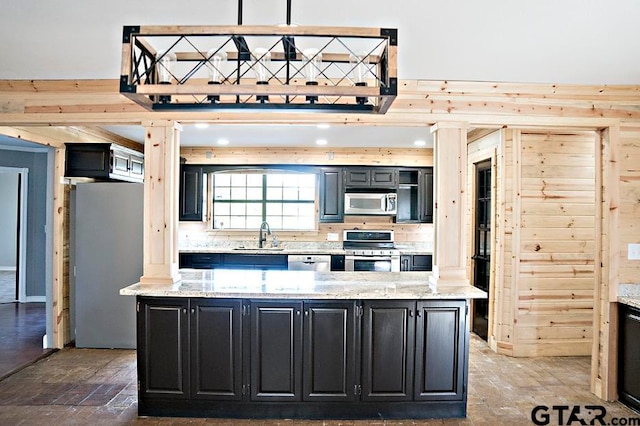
[345,255,396,261]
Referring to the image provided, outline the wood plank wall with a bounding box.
[179,147,434,245]
[498,130,597,357]
[618,126,640,284]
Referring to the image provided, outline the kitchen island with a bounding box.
[120,270,486,420]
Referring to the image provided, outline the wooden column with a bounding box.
[52,146,67,349]
[139,121,182,285]
[430,122,469,285]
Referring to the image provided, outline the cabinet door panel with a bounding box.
[345,168,371,187]
[361,301,415,401]
[619,305,640,412]
[319,168,344,222]
[303,302,357,401]
[419,168,434,223]
[191,299,243,400]
[371,169,397,187]
[415,300,466,401]
[251,301,303,401]
[179,166,203,221]
[137,298,189,399]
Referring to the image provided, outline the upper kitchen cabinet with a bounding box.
[395,168,433,224]
[65,143,144,183]
[344,167,398,189]
[318,167,344,223]
[179,165,204,221]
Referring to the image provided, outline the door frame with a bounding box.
[0,166,28,303]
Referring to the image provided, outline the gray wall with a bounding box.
[0,172,18,268]
[0,149,49,297]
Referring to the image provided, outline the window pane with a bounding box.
[246,187,262,200]
[230,187,246,200]
[265,216,282,228]
[266,187,283,200]
[231,174,246,186]
[230,203,245,216]
[282,187,298,200]
[246,216,263,229]
[214,174,230,186]
[247,174,262,186]
[214,216,230,229]
[267,174,285,187]
[246,203,262,216]
[214,187,230,200]
[282,204,298,216]
[299,187,315,201]
[229,216,246,228]
[266,203,283,216]
[213,202,230,215]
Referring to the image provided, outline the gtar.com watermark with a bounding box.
[531,405,640,425]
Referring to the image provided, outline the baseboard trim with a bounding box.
[25,296,45,303]
[0,266,17,271]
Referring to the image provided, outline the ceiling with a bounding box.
[103,124,434,148]
[2,0,639,148]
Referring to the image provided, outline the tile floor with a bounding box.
[0,334,637,425]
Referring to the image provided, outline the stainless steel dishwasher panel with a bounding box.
[287,254,331,272]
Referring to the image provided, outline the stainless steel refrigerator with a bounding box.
[73,182,142,349]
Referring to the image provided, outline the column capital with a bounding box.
[142,120,184,132]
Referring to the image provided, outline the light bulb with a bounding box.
[206,49,227,84]
[156,51,176,84]
[252,48,271,83]
[349,52,370,84]
[303,48,322,84]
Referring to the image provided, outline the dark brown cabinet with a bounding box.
[345,167,398,188]
[136,296,469,419]
[618,303,640,413]
[319,167,344,222]
[190,299,243,401]
[361,300,415,401]
[250,301,303,402]
[65,142,144,183]
[415,301,466,401]
[303,301,358,402]
[396,168,433,223]
[400,254,433,271]
[137,298,189,400]
[418,168,434,223]
[179,165,204,221]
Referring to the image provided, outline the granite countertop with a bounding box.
[618,284,640,310]
[120,269,486,300]
[179,247,433,255]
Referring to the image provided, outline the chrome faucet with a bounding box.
[258,221,271,248]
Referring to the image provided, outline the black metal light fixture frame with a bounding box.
[119,8,397,114]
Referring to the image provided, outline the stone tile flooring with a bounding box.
[0,334,637,425]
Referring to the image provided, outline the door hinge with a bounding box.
[356,384,362,395]
[356,305,364,317]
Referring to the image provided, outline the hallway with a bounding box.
[0,334,636,425]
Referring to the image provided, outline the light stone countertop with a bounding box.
[178,248,434,255]
[120,269,486,300]
[618,284,640,310]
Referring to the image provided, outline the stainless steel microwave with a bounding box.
[344,192,397,215]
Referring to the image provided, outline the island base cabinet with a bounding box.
[250,301,303,402]
[191,299,243,400]
[619,304,640,413]
[136,296,469,420]
[137,298,189,400]
[415,300,466,401]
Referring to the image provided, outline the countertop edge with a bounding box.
[618,296,640,310]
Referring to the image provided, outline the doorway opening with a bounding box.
[472,160,491,340]
[0,168,27,304]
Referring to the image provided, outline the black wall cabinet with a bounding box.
[136,296,468,419]
[179,166,204,221]
[319,167,344,222]
[619,303,640,413]
[344,167,398,189]
[65,143,144,183]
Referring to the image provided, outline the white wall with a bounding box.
[0,172,18,269]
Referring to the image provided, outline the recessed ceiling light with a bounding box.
[217,139,229,145]
[315,139,328,146]
[316,124,330,129]
[414,140,426,147]
[194,122,209,129]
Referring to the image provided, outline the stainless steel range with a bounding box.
[343,229,400,272]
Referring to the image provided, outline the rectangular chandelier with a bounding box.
[120,25,397,114]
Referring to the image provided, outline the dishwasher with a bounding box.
[287,255,331,272]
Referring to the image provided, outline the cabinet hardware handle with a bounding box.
[305,311,309,316]
[409,310,413,317]
[182,308,187,314]
[191,308,195,314]
[416,310,421,317]
[296,310,301,316]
